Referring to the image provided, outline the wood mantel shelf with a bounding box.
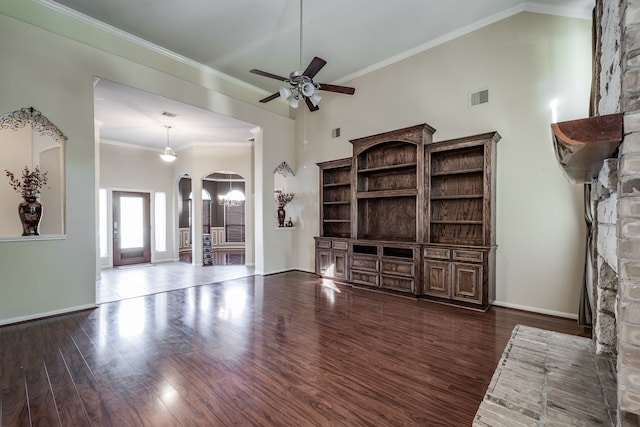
[550,113,623,184]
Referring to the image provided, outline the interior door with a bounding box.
[113,191,151,266]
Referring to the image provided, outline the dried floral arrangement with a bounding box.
[274,190,295,208]
[5,166,48,200]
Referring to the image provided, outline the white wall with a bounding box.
[0,2,294,324]
[295,12,592,317]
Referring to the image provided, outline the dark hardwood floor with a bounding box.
[1,271,589,426]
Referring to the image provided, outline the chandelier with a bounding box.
[218,174,245,207]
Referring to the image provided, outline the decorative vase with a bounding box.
[18,197,42,236]
[277,207,286,227]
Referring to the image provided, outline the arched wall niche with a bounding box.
[0,107,67,238]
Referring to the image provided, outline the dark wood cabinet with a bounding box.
[315,237,348,280]
[349,241,420,294]
[422,132,500,309]
[315,124,501,310]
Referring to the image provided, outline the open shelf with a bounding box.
[318,158,353,239]
[430,146,484,175]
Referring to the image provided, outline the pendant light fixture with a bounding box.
[160,125,177,162]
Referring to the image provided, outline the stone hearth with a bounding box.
[474,325,617,426]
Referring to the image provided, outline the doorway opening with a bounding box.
[178,172,246,265]
[205,171,246,266]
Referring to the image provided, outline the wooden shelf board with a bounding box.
[357,162,417,174]
[357,189,417,199]
[430,194,483,200]
[431,167,484,176]
[323,219,351,223]
[551,113,623,184]
[323,201,351,205]
[323,182,351,188]
[430,220,483,225]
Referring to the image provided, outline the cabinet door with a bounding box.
[452,262,483,304]
[423,260,450,298]
[332,250,348,279]
[316,248,331,276]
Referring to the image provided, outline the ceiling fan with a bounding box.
[249,0,355,112]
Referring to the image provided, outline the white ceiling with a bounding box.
[47,0,593,151]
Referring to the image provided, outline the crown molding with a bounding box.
[334,2,591,85]
[32,0,271,98]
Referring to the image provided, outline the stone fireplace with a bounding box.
[591,0,640,424]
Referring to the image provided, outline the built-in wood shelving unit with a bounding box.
[314,124,501,310]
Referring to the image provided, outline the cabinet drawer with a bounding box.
[381,260,415,278]
[332,240,349,250]
[351,255,378,272]
[423,247,450,260]
[452,249,483,263]
[316,239,331,249]
[380,275,414,293]
[350,270,378,287]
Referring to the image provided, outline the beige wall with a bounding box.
[0,2,294,324]
[295,12,592,317]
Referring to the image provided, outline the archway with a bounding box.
[202,171,246,266]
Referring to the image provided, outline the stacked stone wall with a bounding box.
[618,0,640,423]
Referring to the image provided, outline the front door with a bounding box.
[113,191,151,266]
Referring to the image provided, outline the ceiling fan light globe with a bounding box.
[301,82,315,97]
[279,87,292,100]
[310,93,322,107]
[289,97,299,109]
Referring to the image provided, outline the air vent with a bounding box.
[332,128,341,138]
[161,111,178,118]
[470,89,489,107]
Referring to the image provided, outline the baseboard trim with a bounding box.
[492,300,578,320]
[0,303,98,327]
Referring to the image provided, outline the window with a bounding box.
[99,188,108,257]
[155,192,166,252]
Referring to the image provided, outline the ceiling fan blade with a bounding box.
[250,69,288,82]
[317,83,356,95]
[259,92,281,103]
[303,57,327,79]
[305,97,320,112]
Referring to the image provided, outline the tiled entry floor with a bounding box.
[97,261,254,304]
[474,325,617,426]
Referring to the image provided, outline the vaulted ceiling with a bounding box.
[42,0,593,150]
